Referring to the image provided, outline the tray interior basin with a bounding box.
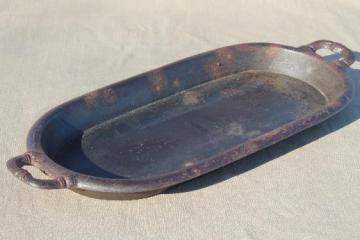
[54,70,327,179]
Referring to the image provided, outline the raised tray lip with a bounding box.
[25,41,355,193]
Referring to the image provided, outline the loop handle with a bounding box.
[299,40,355,69]
[6,153,66,189]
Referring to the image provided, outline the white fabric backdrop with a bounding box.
[1,1,359,239]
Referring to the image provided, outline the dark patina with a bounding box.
[7,40,356,199]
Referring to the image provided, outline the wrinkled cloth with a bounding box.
[1,1,359,239]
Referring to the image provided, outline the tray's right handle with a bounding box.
[299,40,355,70]
[6,153,67,189]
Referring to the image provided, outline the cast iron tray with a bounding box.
[7,40,356,199]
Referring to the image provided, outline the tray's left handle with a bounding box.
[6,153,67,189]
[299,40,355,69]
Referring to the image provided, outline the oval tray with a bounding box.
[7,40,356,199]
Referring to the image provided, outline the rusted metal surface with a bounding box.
[6,40,356,199]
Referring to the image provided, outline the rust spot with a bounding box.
[205,47,236,79]
[191,168,201,175]
[83,91,100,108]
[83,88,117,108]
[229,150,241,160]
[182,91,204,106]
[265,47,281,58]
[215,47,236,66]
[265,77,288,92]
[149,70,168,95]
[172,79,181,88]
[259,128,282,143]
[102,88,117,104]
[330,96,346,110]
[235,44,257,52]
[243,142,259,155]
[220,148,244,162]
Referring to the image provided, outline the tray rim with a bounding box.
[8,40,356,194]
